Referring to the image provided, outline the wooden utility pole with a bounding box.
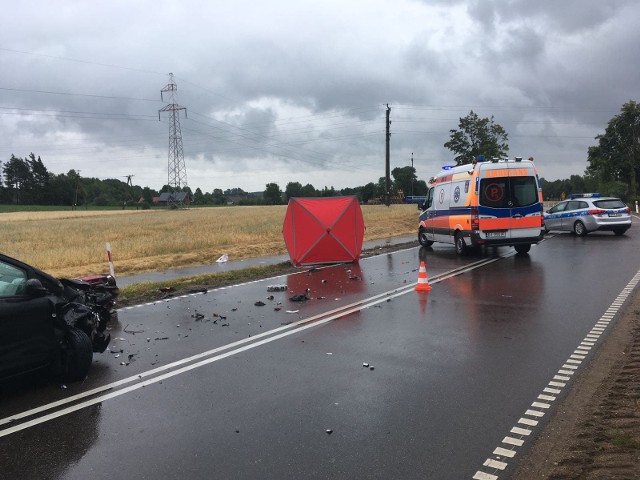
[411,152,414,197]
[385,104,391,206]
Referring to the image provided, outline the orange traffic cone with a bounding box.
[414,260,432,291]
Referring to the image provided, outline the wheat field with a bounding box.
[0,204,418,278]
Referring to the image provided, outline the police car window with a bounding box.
[594,199,626,209]
[578,201,589,209]
[566,201,580,211]
[550,202,568,213]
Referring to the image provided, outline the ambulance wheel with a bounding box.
[514,244,531,255]
[454,233,467,256]
[418,229,433,247]
[573,221,587,236]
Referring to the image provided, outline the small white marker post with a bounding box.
[635,200,638,214]
[106,242,115,278]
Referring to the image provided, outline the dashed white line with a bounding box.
[473,268,640,479]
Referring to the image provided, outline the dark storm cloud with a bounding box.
[1,0,639,191]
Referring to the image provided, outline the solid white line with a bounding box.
[1,254,505,437]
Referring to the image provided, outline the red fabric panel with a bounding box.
[282,196,365,265]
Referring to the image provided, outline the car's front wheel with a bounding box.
[573,221,587,236]
[418,228,434,247]
[61,328,93,382]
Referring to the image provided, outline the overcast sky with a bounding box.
[2,0,638,194]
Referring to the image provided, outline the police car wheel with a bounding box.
[573,221,587,236]
[455,233,467,255]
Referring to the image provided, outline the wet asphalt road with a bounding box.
[1,229,640,479]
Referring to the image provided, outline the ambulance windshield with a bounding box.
[479,176,538,208]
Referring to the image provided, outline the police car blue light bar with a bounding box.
[570,193,601,199]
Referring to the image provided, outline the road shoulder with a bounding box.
[513,286,640,479]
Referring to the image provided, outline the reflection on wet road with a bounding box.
[2,232,640,479]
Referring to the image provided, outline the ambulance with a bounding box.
[418,156,544,255]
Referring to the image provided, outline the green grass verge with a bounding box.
[117,262,298,308]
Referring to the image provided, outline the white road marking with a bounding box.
[474,268,640,479]
[1,254,505,438]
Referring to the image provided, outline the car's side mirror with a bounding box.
[25,279,48,297]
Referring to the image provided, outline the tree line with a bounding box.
[0,155,427,207]
[2,100,638,207]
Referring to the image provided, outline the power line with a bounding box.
[0,86,160,103]
[0,47,165,76]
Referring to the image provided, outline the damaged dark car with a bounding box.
[0,252,118,383]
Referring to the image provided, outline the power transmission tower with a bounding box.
[159,73,188,197]
[122,175,134,209]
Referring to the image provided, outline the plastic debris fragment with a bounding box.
[216,254,229,263]
[267,285,287,292]
[289,289,310,302]
[254,301,266,306]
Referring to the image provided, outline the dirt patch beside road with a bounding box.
[514,288,640,479]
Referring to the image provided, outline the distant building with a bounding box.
[155,191,191,206]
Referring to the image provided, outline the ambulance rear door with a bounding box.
[476,163,541,241]
[507,166,542,240]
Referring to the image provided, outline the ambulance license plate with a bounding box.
[486,231,507,238]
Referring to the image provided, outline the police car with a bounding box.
[543,193,631,236]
